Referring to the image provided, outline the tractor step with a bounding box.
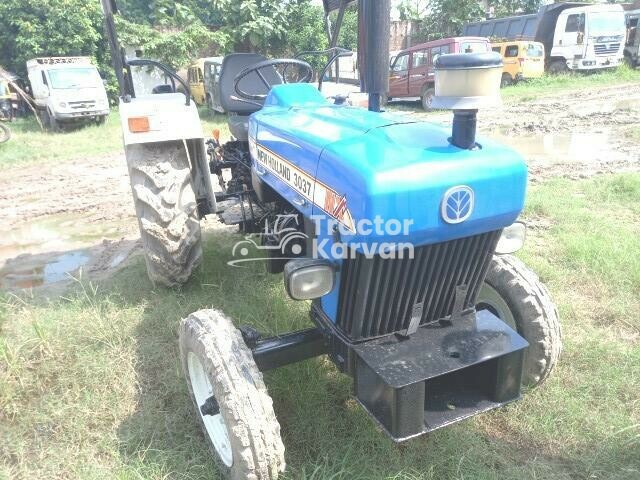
[353,309,528,441]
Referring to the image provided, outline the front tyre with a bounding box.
[0,123,10,143]
[126,141,202,287]
[548,60,568,75]
[476,255,562,388]
[180,310,286,480]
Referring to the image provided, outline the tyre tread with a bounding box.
[179,309,285,480]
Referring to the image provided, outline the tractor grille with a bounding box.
[336,230,501,340]
[594,43,620,56]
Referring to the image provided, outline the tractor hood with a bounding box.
[250,84,527,248]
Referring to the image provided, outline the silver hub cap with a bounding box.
[188,352,233,467]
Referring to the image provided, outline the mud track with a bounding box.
[1,83,639,291]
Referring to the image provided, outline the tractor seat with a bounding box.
[219,53,282,140]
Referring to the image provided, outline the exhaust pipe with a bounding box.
[357,0,391,112]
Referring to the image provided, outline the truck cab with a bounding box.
[625,8,640,68]
[26,57,109,130]
[551,4,626,71]
[388,37,491,110]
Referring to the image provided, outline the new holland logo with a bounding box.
[441,185,474,224]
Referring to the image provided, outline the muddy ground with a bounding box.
[1,83,639,291]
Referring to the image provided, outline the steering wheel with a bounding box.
[233,59,313,101]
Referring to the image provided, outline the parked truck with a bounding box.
[464,3,626,73]
[625,6,640,68]
[27,57,110,131]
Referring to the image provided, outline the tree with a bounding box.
[397,0,429,21]
[492,0,542,17]
[0,0,103,76]
[210,0,291,52]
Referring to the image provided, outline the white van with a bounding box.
[27,57,110,130]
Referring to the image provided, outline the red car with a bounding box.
[388,36,491,110]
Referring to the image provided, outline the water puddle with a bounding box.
[0,213,128,264]
[0,251,89,289]
[488,130,614,164]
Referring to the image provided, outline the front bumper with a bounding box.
[572,56,622,70]
[312,304,528,442]
[56,109,110,121]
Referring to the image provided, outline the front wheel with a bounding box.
[548,60,568,75]
[0,123,10,143]
[476,255,562,388]
[180,309,286,480]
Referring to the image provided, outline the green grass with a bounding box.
[1,174,639,479]
[0,106,230,170]
[501,64,640,100]
[0,112,124,169]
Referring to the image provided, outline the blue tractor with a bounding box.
[102,0,561,478]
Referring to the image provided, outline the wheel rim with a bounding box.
[476,283,517,330]
[187,352,233,467]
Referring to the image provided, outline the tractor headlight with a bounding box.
[495,222,526,254]
[284,259,335,300]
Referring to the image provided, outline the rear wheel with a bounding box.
[180,309,286,480]
[0,123,10,143]
[126,141,203,287]
[421,87,435,111]
[548,60,568,75]
[476,254,562,388]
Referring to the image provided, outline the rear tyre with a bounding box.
[126,141,203,287]
[180,309,286,480]
[476,254,562,388]
[500,73,514,88]
[0,123,10,143]
[421,87,435,111]
[548,60,568,75]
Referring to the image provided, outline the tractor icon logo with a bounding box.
[228,214,308,266]
[441,185,474,224]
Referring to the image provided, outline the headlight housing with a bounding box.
[495,222,526,254]
[284,259,335,300]
[59,102,67,108]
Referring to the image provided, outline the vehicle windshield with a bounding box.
[588,12,625,35]
[460,41,490,53]
[526,44,544,57]
[47,67,101,89]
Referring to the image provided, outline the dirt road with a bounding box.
[400,82,640,181]
[1,83,639,290]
